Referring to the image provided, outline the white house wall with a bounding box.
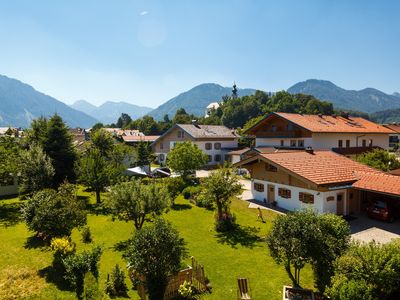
[251,179,348,214]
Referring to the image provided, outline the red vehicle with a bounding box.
[366,199,400,222]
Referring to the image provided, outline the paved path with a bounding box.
[351,227,400,244]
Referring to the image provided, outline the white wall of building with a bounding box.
[251,179,348,214]
[255,133,389,150]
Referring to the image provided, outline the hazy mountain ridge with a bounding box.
[0,75,97,128]
[148,83,256,120]
[71,100,153,124]
[287,79,400,113]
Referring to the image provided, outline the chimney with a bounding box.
[340,112,350,119]
[305,146,314,154]
[318,113,323,118]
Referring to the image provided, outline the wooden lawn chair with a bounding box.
[237,278,252,300]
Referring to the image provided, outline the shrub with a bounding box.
[215,213,237,232]
[194,192,214,210]
[51,237,76,270]
[182,186,202,200]
[81,226,93,243]
[161,177,187,202]
[62,246,102,297]
[178,280,194,299]
[83,272,103,300]
[104,264,128,297]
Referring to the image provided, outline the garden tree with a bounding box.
[90,129,115,157]
[202,167,242,226]
[76,148,116,204]
[172,108,195,124]
[136,141,153,170]
[0,136,21,186]
[266,210,350,289]
[40,115,77,186]
[19,144,55,194]
[91,122,104,132]
[124,218,187,300]
[166,141,208,179]
[26,116,48,146]
[356,148,400,171]
[106,180,170,230]
[327,240,400,300]
[116,113,132,129]
[21,183,87,239]
[129,115,161,135]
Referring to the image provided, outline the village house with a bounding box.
[122,135,159,145]
[383,123,400,148]
[151,121,239,166]
[234,149,400,216]
[244,112,393,156]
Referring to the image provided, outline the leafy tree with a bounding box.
[266,210,350,289]
[76,148,116,204]
[116,113,132,129]
[356,148,400,171]
[136,141,153,170]
[166,141,208,179]
[327,240,400,300]
[172,108,194,124]
[90,129,115,157]
[106,180,170,230]
[44,115,77,186]
[26,116,48,146]
[19,144,55,194]
[129,115,161,135]
[0,136,22,185]
[124,218,187,300]
[21,183,87,239]
[91,122,104,132]
[202,167,242,226]
[105,264,128,297]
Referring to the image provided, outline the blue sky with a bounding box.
[0,0,399,108]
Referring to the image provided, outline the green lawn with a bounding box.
[0,189,314,299]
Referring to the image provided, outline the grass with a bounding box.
[0,189,314,299]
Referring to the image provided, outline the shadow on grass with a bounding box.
[113,239,132,253]
[85,203,111,216]
[171,203,192,211]
[38,265,71,292]
[0,201,22,227]
[24,235,49,250]
[215,225,263,249]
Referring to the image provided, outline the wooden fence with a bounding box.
[135,256,208,300]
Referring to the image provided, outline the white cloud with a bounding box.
[140,11,148,16]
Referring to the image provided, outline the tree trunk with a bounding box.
[285,262,298,287]
[95,188,101,204]
[216,201,223,220]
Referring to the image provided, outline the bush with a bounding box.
[105,264,128,297]
[21,183,87,239]
[194,192,214,209]
[62,246,102,297]
[81,226,93,243]
[83,272,103,300]
[178,280,194,299]
[51,237,76,270]
[182,186,202,200]
[215,213,237,232]
[161,177,187,201]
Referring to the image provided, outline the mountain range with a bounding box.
[148,83,256,120]
[71,100,152,125]
[0,75,97,128]
[287,79,400,114]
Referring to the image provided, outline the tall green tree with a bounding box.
[124,218,187,300]
[19,144,55,194]
[90,129,115,157]
[116,113,132,129]
[0,136,21,186]
[136,141,153,170]
[356,148,400,171]
[202,167,242,224]
[166,141,208,179]
[106,180,170,230]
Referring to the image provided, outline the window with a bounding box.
[214,154,221,162]
[205,143,212,150]
[326,196,334,202]
[207,155,212,162]
[159,154,165,161]
[214,142,221,150]
[362,139,366,147]
[299,192,314,204]
[338,140,343,148]
[287,124,293,131]
[160,143,163,150]
[280,140,284,147]
[271,125,277,132]
[265,163,277,172]
[177,130,184,138]
[254,182,264,192]
[368,139,373,147]
[278,188,291,199]
[346,140,350,148]
[290,140,297,147]
[298,140,304,147]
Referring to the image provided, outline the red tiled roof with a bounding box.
[384,124,400,133]
[353,172,400,196]
[260,112,393,134]
[389,168,400,176]
[227,148,250,155]
[122,135,159,142]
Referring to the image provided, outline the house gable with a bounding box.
[152,125,195,153]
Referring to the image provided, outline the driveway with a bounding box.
[348,214,400,244]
